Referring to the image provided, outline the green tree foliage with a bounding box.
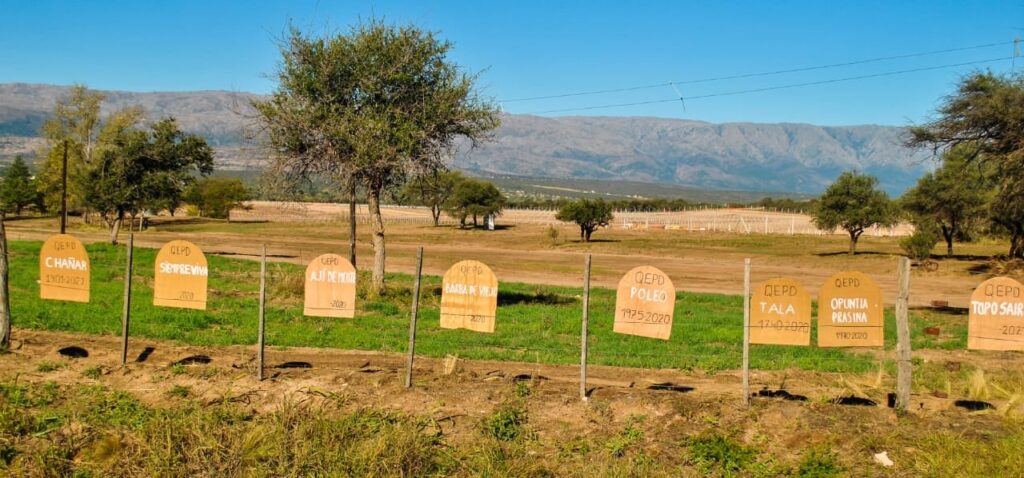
[445,178,506,228]
[900,145,990,256]
[86,118,213,243]
[908,72,1024,257]
[0,156,39,215]
[253,21,500,294]
[812,171,896,255]
[35,86,104,214]
[401,170,464,226]
[555,198,614,242]
[184,178,251,221]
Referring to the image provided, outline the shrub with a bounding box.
[481,404,527,442]
[901,222,940,261]
[686,433,755,475]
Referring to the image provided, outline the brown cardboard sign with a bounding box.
[153,240,208,310]
[304,253,357,318]
[440,260,498,333]
[750,278,811,346]
[613,266,676,340]
[968,276,1024,351]
[39,234,90,303]
[817,271,884,347]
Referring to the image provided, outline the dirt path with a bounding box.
[4,328,1016,421]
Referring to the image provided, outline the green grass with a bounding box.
[1,379,1022,477]
[8,239,958,373]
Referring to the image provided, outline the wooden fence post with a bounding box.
[405,246,424,388]
[896,256,912,411]
[120,234,134,367]
[580,254,592,402]
[742,258,751,406]
[257,244,267,381]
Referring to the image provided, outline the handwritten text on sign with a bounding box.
[304,253,357,318]
[153,240,208,310]
[39,234,90,303]
[968,277,1024,351]
[440,260,498,333]
[817,271,883,347]
[750,278,811,346]
[613,266,676,340]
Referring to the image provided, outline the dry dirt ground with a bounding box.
[3,328,1022,476]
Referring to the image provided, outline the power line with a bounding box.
[525,56,1014,115]
[500,40,1016,103]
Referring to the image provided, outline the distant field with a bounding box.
[232,201,913,236]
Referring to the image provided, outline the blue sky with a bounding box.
[1,1,1021,126]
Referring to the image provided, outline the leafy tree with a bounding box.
[402,170,464,226]
[812,171,896,255]
[253,21,499,294]
[86,118,213,244]
[556,198,614,242]
[1,156,39,215]
[185,178,251,220]
[445,178,506,228]
[908,72,1024,257]
[900,145,990,256]
[35,85,105,214]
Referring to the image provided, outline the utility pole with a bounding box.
[60,139,68,234]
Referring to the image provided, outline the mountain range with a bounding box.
[0,83,931,196]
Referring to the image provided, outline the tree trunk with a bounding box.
[941,224,954,257]
[1010,227,1024,259]
[109,212,123,245]
[848,230,860,256]
[366,187,386,295]
[472,214,478,228]
[585,228,593,242]
[431,205,441,227]
[0,212,10,349]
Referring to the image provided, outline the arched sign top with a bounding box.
[817,271,884,348]
[39,234,90,303]
[968,276,1024,351]
[750,278,811,346]
[440,260,498,333]
[304,253,357,318]
[153,240,208,310]
[613,265,676,340]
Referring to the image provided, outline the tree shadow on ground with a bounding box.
[498,290,576,306]
[815,251,895,257]
[567,238,620,244]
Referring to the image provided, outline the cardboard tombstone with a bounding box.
[750,278,811,346]
[153,240,208,310]
[304,253,357,318]
[39,234,90,303]
[817,271,884,347]
[613,266,676,340]
[440,260,498,333]
[968,277,1024,351]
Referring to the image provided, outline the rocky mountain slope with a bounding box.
[0,83,929,194]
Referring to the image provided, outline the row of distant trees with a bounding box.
[811,72,1024,259]
[0,86,253,239]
